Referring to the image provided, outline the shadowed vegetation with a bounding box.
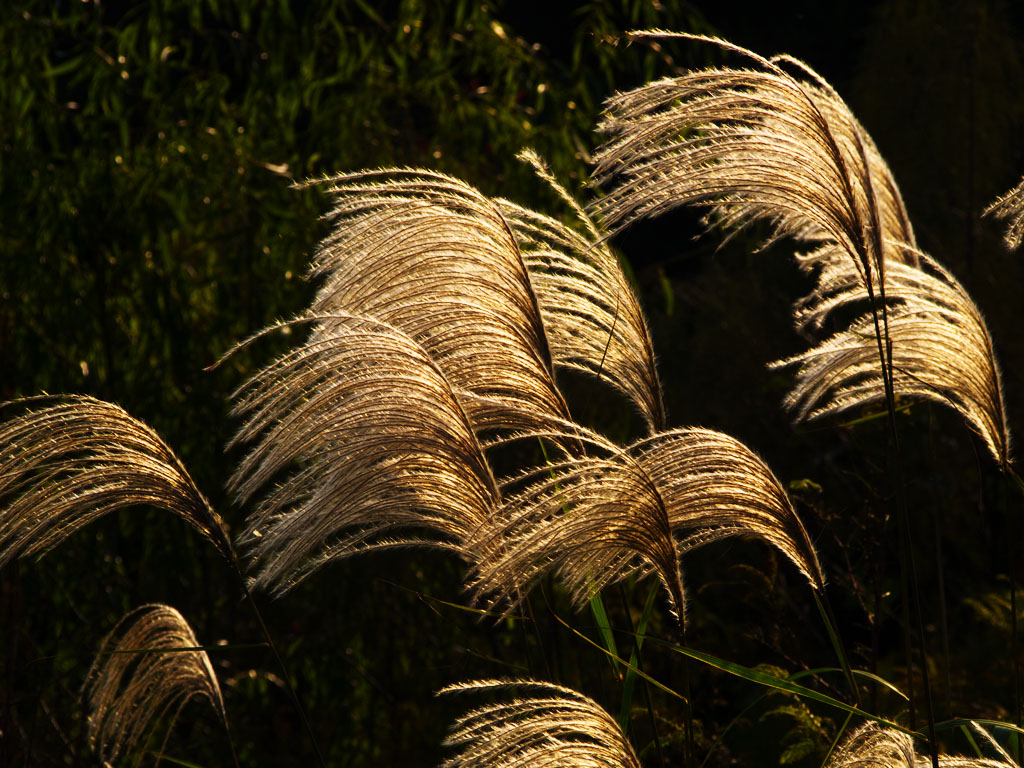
[3,3,1024,768]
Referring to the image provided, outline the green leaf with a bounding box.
[589,588,620,674]
[619,583,658,732]
[651,637,917,737]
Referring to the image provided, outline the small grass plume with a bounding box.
[439,678,642,768]
[0,396,232,567]
[226,314,501,596]
[985,177,1024,250]
[499,149,666,433]
[299,168,572,434]
[469,426,823,626]
[82,603,229,766]
[826,722,1018,768]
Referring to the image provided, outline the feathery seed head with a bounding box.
[83,604,227,765]
[0,396,232,567]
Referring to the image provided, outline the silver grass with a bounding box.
[772,248,1011,467]
[469,425,823,624]
[984,176,1024,250]
[826,722,1017,768]
[498,149,666,433]
[439,678,642,768]
[590,32,1011,468]
[590,32,917,286]
[83,603,227,765]
[227,314,501,595]
[300,168,572,434]
[0,396,232,567]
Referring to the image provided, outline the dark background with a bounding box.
[3,1,1024,766]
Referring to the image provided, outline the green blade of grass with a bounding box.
[960,724,984,758]
[618,582,658,732]
[648,637,918,736]
[933,718,1024,737]
[789,667,908,701]
[589,587,621,675]
[551,609,687,703]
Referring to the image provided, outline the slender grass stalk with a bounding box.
[1006,471,1023,766]
[235,571,327,768]
[821,712,855,768]
[617,583,658,734]
[812,591,860,705]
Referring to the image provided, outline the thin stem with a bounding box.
[232,556,326,768]
[221,709,242,768]
[679,615,695,768]
[616,583,660,749]
[812,590,860,705]
[1006,470,1022,766]
[899,498,939,768]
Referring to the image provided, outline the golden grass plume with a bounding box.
[299,168,571,434]
[82,603,228,766]
[499,149,666,433]
[0,396,232,567]
[469,425,823,625]
[226,314,501,595]
[590,32,916,286]
[826,722,1017,768]
[439,678,642,768]
[773,249,1011,467]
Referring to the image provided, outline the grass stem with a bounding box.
[231,556,327,768]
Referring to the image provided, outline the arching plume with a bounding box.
[590,33,1011,468]
[590,32,917,286]
[984,176,1024,250]
[83,604,228,765]
[498,149,666,433]
[773,249,1011,466]
[0,396,232,567]
[469,426,822,625]
[227,314,501,595]
[439,679,642,768]
[299,168,571,434]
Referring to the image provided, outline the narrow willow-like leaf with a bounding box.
[470,426,821,625]
[0,396,232,567]
[299,168,571,434]
[227,314,501,595]
[985,176,1024,250]
[590,32,916,286]
[83,604,227,765]
[498,149,666,432]
[773,251,1011,467]
[439,679,642,768]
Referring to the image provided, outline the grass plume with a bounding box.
[499,149,666,433]
[226,314,501,596]
[82,603,230,766]
[773,248,1011,468]
[470,426,823,627]
[439,678,642,768]
[299,168,572,434]
[0,396,232,567]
